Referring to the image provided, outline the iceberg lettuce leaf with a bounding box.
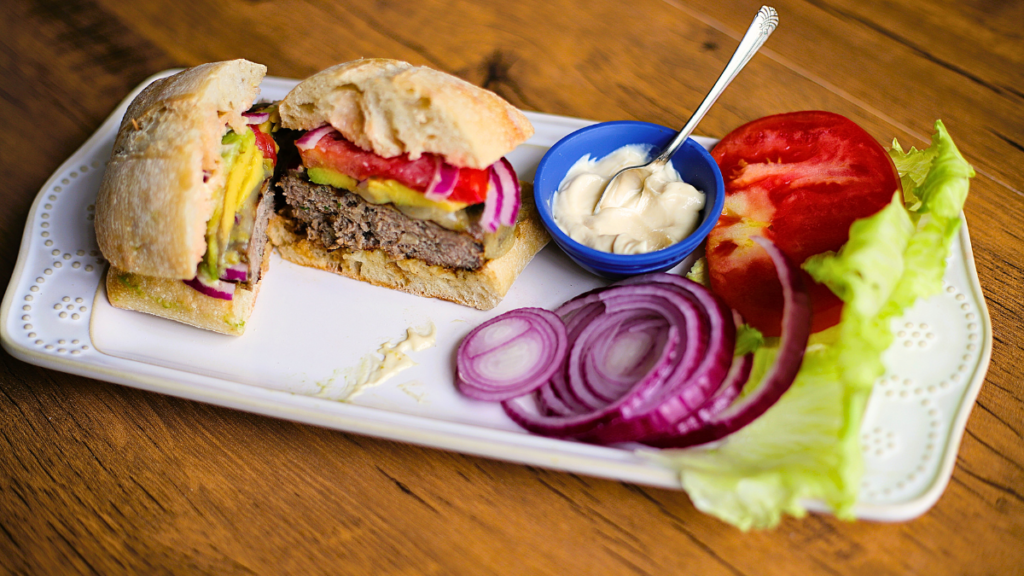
[734,324,764,357]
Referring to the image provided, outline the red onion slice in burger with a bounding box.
[220,263,249,283]
[183,277,237,301]
[243,111,270,124]
[295,125,337,152]
[493,158,521,227]
[424,158,460,201]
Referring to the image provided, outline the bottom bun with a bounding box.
[104,248,271,336]
[267,197,550,311]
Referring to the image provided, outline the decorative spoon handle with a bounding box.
[652,6,779,165]
[593,6,777,214]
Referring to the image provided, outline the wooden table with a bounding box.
[2,0,1021,573]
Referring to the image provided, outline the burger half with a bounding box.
[268,59,548,310]
[94,59,278,335]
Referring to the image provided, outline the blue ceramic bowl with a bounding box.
[534,121,725,278]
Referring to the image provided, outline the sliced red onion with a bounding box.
[456,308,567,402]
[493,157,521,227]
[581,314,669,403]
[480,170,503,233]
[423,158,460,201]
[480,157,521,232]
[644,312,752,440]
[646,236,811,448]
[500,278,735,440]
[535,374,585,416]
[457,237,810,447]
[220,263,248,283]
[183,276,236,300]
[502,325,683,439]
[295,125,337,151]
[578,280,736,444]
[243,112,270,124]
[611,275,734,415]
[556,298,650,411]
[665,352,754,439]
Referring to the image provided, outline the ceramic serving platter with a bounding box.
[0,71,992,522]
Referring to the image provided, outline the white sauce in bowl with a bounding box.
[552,145,706,254]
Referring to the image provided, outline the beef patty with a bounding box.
[278,171,486,270]
[244,179,276,286]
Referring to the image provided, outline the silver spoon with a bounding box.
[593,6,779,213]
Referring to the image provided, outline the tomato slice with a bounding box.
[300,131,490,205]
[706,111,901,336]
[249,125,278,165]
[450,168,491,205]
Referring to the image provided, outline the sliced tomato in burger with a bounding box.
[301,131,490,205]
[449,167,490,205]
[250,126,278,164]
[706,111,901,336]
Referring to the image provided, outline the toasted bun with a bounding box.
[267,188,549,310]
[95,59,267,279]
[104,245,271,336]
[278,58,534,169]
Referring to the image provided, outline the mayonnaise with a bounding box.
[552,144,706,254]
[317,323,437,402]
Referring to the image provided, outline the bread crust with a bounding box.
[278,59,534,169]
[267,188,550,310]
[95,59,267,279]
[104,244,271,336]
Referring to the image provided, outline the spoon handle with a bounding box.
[654,6,779,164]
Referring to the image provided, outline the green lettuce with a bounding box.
[647,121,973,530]
[734,324,764,358]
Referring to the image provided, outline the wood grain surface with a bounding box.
[2,0,1022,574]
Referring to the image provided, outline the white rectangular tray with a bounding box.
[0,71,992,522]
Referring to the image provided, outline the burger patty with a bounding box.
[244,180,276,285]
[278,171,485,270]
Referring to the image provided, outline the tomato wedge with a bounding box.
[300,131,490,205]
[706,111,901,336]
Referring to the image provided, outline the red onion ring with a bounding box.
[452,237,810,447]
[480,158,521,232]
[220,263,248,283]
[480,170,503,233]
[295,125,337,151]
[424,158,460,201]
[493,157,521,227]
[183,276,236,300]
[456,308,567,402]
[243,112,270,124]
[574,279,736,444]
[501,279,721,440]
[646,236,812,448]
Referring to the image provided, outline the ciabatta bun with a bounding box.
[104,243,271,336]
[95,59,267,279]
[277,58,534,169]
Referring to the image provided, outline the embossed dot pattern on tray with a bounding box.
[858,277,986,504]
[12,149,107,356]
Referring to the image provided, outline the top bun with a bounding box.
[95,59,266,279]
[278,59,534,170]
